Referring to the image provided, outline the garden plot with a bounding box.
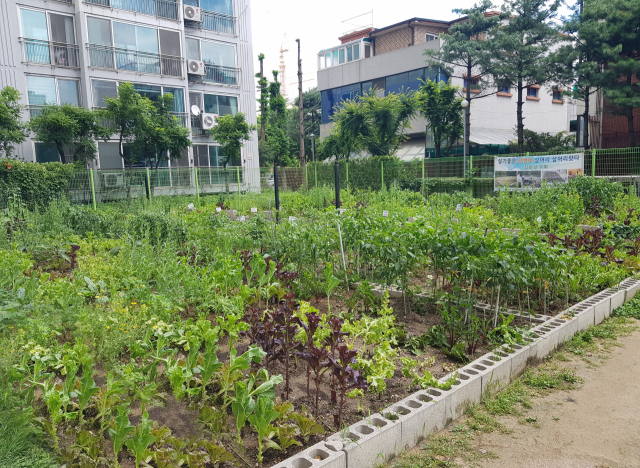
[1,178,639,468]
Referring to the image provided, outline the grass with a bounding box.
[0,390,58,468]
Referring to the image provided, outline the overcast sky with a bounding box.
[249,0,503,101]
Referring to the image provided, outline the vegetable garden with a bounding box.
[1,176,638,468]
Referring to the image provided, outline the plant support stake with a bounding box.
[337,221,348,291]
[334,161,340,209]
[274,165,280,223]
[89,168,96,210]
[236,167,241,195]
[194,167,199,199]
[592,149,596,177]
[145,167,151,200]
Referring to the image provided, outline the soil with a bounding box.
[411,327,640,468]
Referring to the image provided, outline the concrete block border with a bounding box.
[275,279,637,468]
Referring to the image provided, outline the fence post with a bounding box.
[314,165,318,189]
[89,168,96,210]
[194,167,200,199]
[145,167,152,200]
[591,149,596,177]
[274,165,280,223]
[468,155,473,196]
[305,165,308,190]
[236,167,241,195]
[422,157,425,196]
[381,161,384,189]
[346,162,349,191]
[335,161,340,209]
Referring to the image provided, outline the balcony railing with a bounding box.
[87,44,183,78]
[84,0,180,21]
[169,112,189,127]
[191,115,206,135]
[20,39,80,69]
[26,105,45,118]
[203,64,239,86]
[186,10,236,35]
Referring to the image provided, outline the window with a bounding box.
[325,53,332,68]
[338,48,345,64]
[364,43,371,58]
[92,80,118,107]
[527,87,538,98]
[186,37,200,61]
[35,143,60,163]
[20,9,77,67]
[464,77,480,92]
[353,44,360,60]
[133,83,162,102]
[200,40,235,67]
[498,82,510,94]
[203,94,238,115]
[98,142,123,169]
[425,33,437,42]
[386,69,425,95]
[553,89,562,101]
[26,75,79,111]
[199,0,232,15]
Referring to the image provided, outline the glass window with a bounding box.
[332,50,338,66]
[200,0,232,15]
[93,80,117,107]
[321,88,339,124]
[339,83,360,102]
[325,53,331,68]
[386,72,409,95]
[35,143,59,163]
[159,29,180,56]
[164,87,185,112]
[49,14,75,44]
[27,76,57,105]
[347,46,353,62]
[133,84,162,102]
[113,22,136,50]
[353,44,360,60]
[58,79,79,105]
[425,34,437,42]
[21,9,48,41]
[87,17,111,46]
[209,145,222,166]
[528,87,538,97]
[553,89,562,100]
[136,26,159,53]
[98,142,123,169]
[338,48,345,64]
[201,41,235,67]
[203,94,238,115]
[364,44,371,58]
[186,38,200,60]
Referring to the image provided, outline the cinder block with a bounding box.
[271,441,346,468]
[608,289,625,313]
[328,412,401,468]
[570,302,595,332]
[545,316,578,345]
[473,351,511,394]
[530,323,559,360]
[436,368,482,420]
[623,279,640,302]
[386,393,446,451]
[506,342,532,378]
[593,295,612,324]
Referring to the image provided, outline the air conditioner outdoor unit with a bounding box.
[101,173,125,188]
[202,113,218,130]
[187,59,206,75]
[183,5,202,22]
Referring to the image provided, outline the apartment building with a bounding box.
[0,0,258,172]
[317,17,577,160]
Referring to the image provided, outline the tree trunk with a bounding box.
[583,86,590,150]
[465,61,471,166]
[259,56,266,142]
[298,40,306,167]
[435,139,441,158]
[517,79,525,153]
[627,75,636,147]
[55,142,65,163]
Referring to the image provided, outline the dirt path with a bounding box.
[465,328,640,468]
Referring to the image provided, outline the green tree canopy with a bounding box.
[0,86,27,158]
[508,128,575,153]
[29,105,110,165]
[209,112,256,168]
[417,79,464,158]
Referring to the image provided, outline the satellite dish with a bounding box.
[191,105,201,116]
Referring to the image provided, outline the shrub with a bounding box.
[560,176,624,212]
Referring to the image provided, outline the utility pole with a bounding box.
[258,53,266,142]
[296,38,306,167]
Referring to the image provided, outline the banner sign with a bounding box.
[494,153,584,191]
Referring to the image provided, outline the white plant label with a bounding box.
[251,207,257,213]
[456,204,462,212]
[537,216,542,223]
[383,210,389,217]
[289,216,297,222]
[216,207,221,213]
[239,216,246,222]
[339,209,345,214]
[188,203,194,209]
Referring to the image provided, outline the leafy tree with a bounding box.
[29,105,110,165]
[425,0,504,155]
[490,0,563,152]
[256,53,268,142]
[508,128,575,153]
[592,0,640,147]
[327,90,417,159]
[131,93,191,168]
[102,82,153,166]
[209,113,256,168]
[417,79,464,157]
[0,86,27,158]
[286,88,321,162]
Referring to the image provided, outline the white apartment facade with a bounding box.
[317,17,577,160]
[0,0,258,174]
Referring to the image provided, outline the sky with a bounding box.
[249,0,501,102]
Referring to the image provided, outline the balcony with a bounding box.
[26,105,45,118]
[84,0,180,21]
[185,10,235,35]
[198,64,239,86]
[20,39,80,69]
[191,115,206,136]
[87,44,183,78]
[169,112,189,127]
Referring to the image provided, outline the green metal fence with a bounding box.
[14,147,640,208]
